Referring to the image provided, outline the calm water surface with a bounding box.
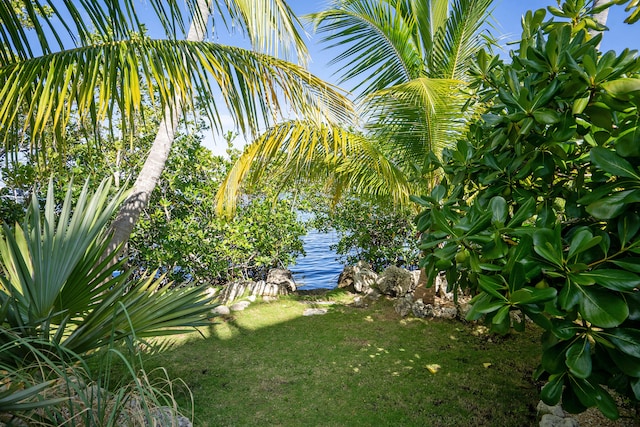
[290,229,343,290]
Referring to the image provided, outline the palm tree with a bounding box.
[215,0,495,216]
[0,0,354,250]
[214,0,495,305]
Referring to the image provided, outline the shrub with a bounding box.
[415,1,640,419]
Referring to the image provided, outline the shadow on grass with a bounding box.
[143,296,543,427]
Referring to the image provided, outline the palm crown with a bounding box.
[216,0,495,215]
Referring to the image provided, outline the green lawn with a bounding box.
[143,292,542,426]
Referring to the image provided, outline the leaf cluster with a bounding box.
[415,2,640,419]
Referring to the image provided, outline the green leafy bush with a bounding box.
[129,136,307,284]
[415,2,640,419]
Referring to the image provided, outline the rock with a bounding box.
[539,414,578,427]
[212,305,231,316]
[247,295,257,302]
[303,308,328,316]
[266,269,297,293]
[376,265,415,297]
[250,280,281,298]
[365,288,381,301]
[394,294,413,317]
[218,274,295,305]
[438,306,458,319]
[537,401,565,418]
[262,295,277,302]
[337,265,355,290]
[230,301,251,312]
[410,270,421,288]
[150,407,193,427]
[434,272,453,299]
[338,261,378,294]
[352,296,366,308]
[411,299,435,318]
[218,280,250,304]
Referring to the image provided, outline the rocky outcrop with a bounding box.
[218,269,297,304]
[337,261,378,294]
[376,265,416,297]
[537,402,578,427]
[266,269,297,293]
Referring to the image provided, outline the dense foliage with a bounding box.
[415,1,640,418]
[1,131,307,285]
[130,135,306,284]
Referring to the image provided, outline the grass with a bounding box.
[142,290,543,426]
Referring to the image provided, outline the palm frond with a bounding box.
[431,0,495,79]
[0,0,200,62]
[0,178,214,356]
[215,120,411,216]
[363,77,470,164]
[220,0,309,63]
[308,0,422,96]
[0,39,354,155]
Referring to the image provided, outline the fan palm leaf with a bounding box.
[0,178,213,357]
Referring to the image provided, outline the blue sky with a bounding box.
[204,1,640,155]
[293,1,639,84]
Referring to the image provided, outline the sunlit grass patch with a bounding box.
[143,296,543,426]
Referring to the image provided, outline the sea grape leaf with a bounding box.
[565,339,592,378]
[579,287,629,328]
[607,328,640,358]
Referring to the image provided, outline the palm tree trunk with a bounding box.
[589,0,610,49]
[106,0,211,256]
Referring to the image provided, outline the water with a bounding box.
[290,229,343,290]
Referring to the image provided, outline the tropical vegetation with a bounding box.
[0,0,350,422]
[416,0,640,418]
[215,0,496,216]
[0,0,353,255]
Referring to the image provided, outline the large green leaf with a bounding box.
[606,328,640,358]
[569,377,598,408]
[631,378,640,400]
[586,193,628,219]
[550,319,583,340]
[488,196,508,225]
[477,274,508,301]
[617,212,640,247]
[542,342,570,374]
[607,349,640,377]
[541,374,564,405]
[593,385,620,420]
[590,147,640,181]
[567,229,601,260]
[601,78,640,98]
[565,339,592,379]
[465,292,505,320]
[533,228,564,268]
[509,287,557,305]
[580,270,640,291]
[611,258,640,273]
[579,287,629,328]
